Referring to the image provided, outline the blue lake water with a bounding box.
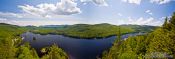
[22,32,144,59]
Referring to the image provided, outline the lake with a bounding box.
[21,32,144,59]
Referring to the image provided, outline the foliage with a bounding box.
[0,23,25,59]
[102,12,175,59]
[41,44,68,59]
[17,43,39,59]
[0,18,159,59]
[31,23,156,39]
[0,23,68,59]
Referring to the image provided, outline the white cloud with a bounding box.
[159,16,172,21]
[150,0,171,4]
[5,20,82,26]
[0,11,85,26]
[18,0,81,17]
[0,11,164,26]
[145,10,150,13]
[126,17,162,26]
[80,0,108,6]
[160,16,166,20]
[121,0,142,5]
[148,13,153,15]
[145,10,153,15]
[0,18,7,21]
[117,13,123,16]
[121,0,172,5]
[0,12,23,18]
[0,18,19,25]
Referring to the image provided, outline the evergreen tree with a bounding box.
[118,26,121,41]
[169,12,175,25]
[41,44,68,59]
[17,43,39,59]
[162,17,169,30]
[169,12,175,30]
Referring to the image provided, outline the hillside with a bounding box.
[30,23,158,39]
[101,13,175,59]
[0,23,68,59]
[120,24,158,32]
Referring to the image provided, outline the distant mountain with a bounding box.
[30,23,158,38]
[39,23,158,32]
[0,23,18,26]
[0,23,19,29]
[39,25,68,28]
[120,24,158,32]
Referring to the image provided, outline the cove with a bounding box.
[21,32,144,59]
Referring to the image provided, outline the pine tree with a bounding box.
[169,12,175,25]
[116,26,121,43]
[169,12,175,30]
[162,17,171,30]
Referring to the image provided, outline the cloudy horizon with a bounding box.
[0,0,175,26]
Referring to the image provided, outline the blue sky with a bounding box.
[0,0,175,26]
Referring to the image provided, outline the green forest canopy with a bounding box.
[31,23,157,39]
[101,12,175,59]
[0,23,68,59]
[1,12,175,59]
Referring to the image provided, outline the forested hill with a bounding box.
[102,12,175,59]
[0,23,158,39]
[30,23,158,39]
[0,23,25,37]
[0,23,68,59]
[120,24,158,32]
[0,21,160,59]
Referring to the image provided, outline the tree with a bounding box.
[146,29,174,58]
[41,44,68,59]
[169,12,175,30]
[17,43,39,59]
[102,12,175,59]
[169,12,175,26]
[162,17,170,30]
[0,37,16,59]
[118,26,121,42]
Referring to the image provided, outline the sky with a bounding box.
[0,0,175,26]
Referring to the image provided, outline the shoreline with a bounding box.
[27,31,144,39]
